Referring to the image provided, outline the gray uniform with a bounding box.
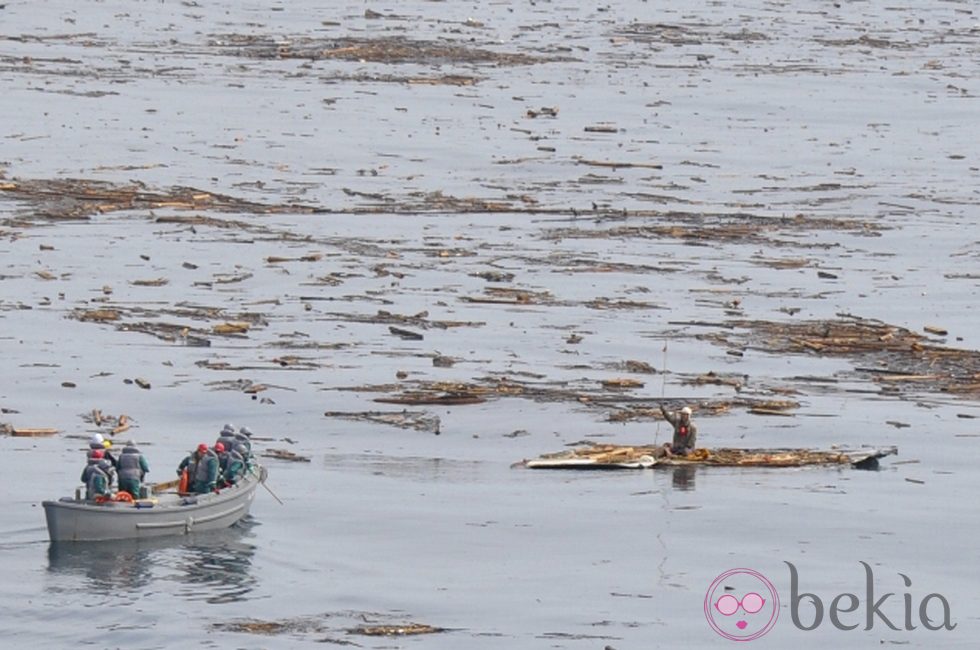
[117,445,150,496]
[233,433,252,458]
[85,463,110,500]
[216,434,238,454]
[191,449,219,493]
[661,405,697,454]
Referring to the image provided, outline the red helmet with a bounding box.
[215,442,225,452]
[91,449,104,459]
[197,443,208,453]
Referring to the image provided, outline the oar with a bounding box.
[250,465,284,505]
[152,478,181,492]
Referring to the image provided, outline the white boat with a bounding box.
[42,465,267,542]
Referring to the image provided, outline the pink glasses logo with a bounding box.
[705,568,780,641]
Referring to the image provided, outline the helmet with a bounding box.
[91,449,104,459]
[215,442,225,453]
[90,433,104,446]
[221,423,235,434]
[197,443,209,453]
[681,407,693,416]
[239,426,253,437]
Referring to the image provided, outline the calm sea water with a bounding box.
[1,0,978,647]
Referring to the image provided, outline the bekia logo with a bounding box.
[705,562,956,641]
[704,568,779,641]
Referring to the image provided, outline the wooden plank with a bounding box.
[11,427,59,437]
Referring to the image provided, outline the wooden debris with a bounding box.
[324,410,441,433]
[624,360,656,374]
[601,378,644,389]
[573,158,662,170]
[112,414,131,434]
[134,378,151,390]
[703,315,980,397]
[213,321,251,335]
[521,444,898,469]
[131,278,169,287]
[10,427,59,437]
[76,309,119,322]
[0,177,323,222]
[266,253,323,264]
[389,326,423,340]
[349,623,445,636]
[262,448,311,462]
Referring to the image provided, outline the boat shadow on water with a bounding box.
[46,518,260,603]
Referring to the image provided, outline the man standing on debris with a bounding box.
[660,404,697,456]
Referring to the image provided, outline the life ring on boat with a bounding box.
[94,494,111,504]
[114,491,134,503]
[178,469,189,493]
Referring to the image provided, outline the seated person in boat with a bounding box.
[215,442,246,487]
[117,441,150,498]
[81,449,111,500]
[82,446,116,489]
[215,423,238,459]
[176,443,218,493]
[88,433,118,469]
[235,426,254,462]
[659,404,697,456]
[190,443,219,493]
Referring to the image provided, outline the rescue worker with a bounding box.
[88,432,118,469]
[234,426,253,462]
[176,446,198,478]
[117,440,150,498]
[189,443,219,494]
[215,424,238,457]
[659,404,698,456]
[215,441,246,487]
[82,449,111,500]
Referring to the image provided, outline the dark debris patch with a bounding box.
[698,315,980,398]
[210,34,571,66]
[0,177,323,224]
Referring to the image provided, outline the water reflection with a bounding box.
[47,518,259,603]
[671,466,696,491]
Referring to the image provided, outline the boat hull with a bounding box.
[43,466,266,542]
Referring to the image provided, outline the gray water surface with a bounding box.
[1,0,978,647]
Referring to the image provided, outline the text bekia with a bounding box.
[786,562,955,632]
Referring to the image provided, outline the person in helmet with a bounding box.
[82,449,111,500]
[188,443,219,494]
[234,426,253,462]
[659,404,698,456]
[116,440,150,498]
[88,433,118,469]
[215,441,246,487]
[215,424,238,459]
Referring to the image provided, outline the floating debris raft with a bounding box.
[519,444,898,470]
